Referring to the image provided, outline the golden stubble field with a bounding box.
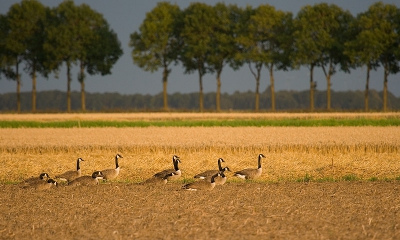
[0,125,399,182]
[1,113,400,239]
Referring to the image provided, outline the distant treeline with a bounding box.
[0,90,399,112]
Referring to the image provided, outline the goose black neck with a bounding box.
[76,159,81,171]
[258,155,262,169]
[173,159,179,171]
[211,174,217,183]
[218,159,223,171]
[115,156,119,169]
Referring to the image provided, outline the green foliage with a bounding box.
[342,174,359,181]
[129,2,181,72]
[1,117,399,128]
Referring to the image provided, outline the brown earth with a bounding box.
[1,181,399,239]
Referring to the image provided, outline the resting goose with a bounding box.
[101,154,123,181]
[140,172,176,185]
[68,171,104,186]
[182,173,221,191]
[55,158,84,182]
[23,179,58,190]
[234,154,266,180]
[20,172,50,185]
[194,158,228,179]
[153,155,181,180]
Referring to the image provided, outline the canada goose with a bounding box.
[153,155,181,180]
[55,158,84,182]
[194,158,228,179]
[68,171,104,186]
[23,179,58,190]
[140,172,176,185]
[20,172,50,185]
[234,154,266,180]
[182,173,221,191]
[214,167,230,185]
[100,154,123,181]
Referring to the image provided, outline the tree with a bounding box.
[45,0,102,112]
[245,4,293,111]
[345,12,381,112]
[75,4,120,111]
[7,0,47,112]
[206,3,240,112]
[0,13,20,112]
[180,2,214,112]
[363,2,400,112]
[83,21,122,111]
[235,6,265,111]
[293,3,353,111]
[129,2,182,111]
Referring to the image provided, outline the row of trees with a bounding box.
[1,89,399,112]
[0,0,123,113]
[130,1,400,112]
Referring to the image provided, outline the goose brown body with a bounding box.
[68,171,104,186]
[101,154,123,180]
[234,154,266,180]
[194,158,227,179]
[20,173,50,185]
[23,179,57,190]
[153,155,181,180]
[55,158,84,182]
[182,173,220,191]
[140,172,175,185]
[212,167,230,185]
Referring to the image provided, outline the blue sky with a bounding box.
[1,0,399,97]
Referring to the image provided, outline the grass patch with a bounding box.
[1,118,399,128]
[368,177,379,182]
[342,174,359,181]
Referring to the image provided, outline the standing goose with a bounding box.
[101,154,123,181]
[55,158,84,182]
[23,179,58,190]
[194,158,229,179]
[140,172,176,185]
[182,173,221,191]
[234,154,266,180]
[153,155,181,180]
[20,172,50,185]
[68,171,104,186]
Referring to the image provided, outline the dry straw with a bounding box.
[1,124,399,183]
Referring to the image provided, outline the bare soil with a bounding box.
[1,181,399,239]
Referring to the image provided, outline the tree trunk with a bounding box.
[268,64,275,112]
[365,64,370,112]
[31,65,36,113]
[383,66,388,112]
[67,62,71,113]
[162,66,169,111]
[216,69,222,112]
[198,69,203,112]
[16,62,20,113]
[309,64,315,112]
[249,63,262,112]
[322,61,332,111]
[326,74,331,111]
[80,62,86,112]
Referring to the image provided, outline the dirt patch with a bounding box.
[1,182,399,239]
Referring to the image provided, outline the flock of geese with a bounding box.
[19,153,266,191]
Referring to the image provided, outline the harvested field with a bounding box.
[1,113,399,238]
[1,182,399,239]
[1,127,399,182]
